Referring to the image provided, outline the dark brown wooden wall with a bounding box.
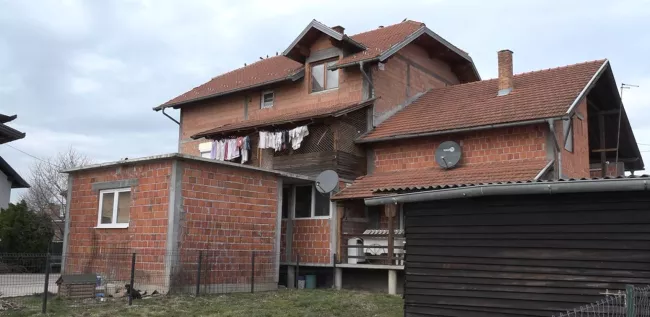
[404,191,650,317]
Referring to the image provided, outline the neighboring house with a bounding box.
[62,19,643,294]
[0,114,29,210]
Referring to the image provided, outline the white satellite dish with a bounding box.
[315,170,339,194]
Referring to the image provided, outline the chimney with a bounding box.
[497,49,513,96]
[332,25,345,34]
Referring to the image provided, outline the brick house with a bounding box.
[62,19,643,294]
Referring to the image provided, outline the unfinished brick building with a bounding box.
[61,19,643,295]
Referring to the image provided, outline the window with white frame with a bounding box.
[97,188,131,228]
[261,90,274,109]
[198,142,212,158]
[284,185,330,219]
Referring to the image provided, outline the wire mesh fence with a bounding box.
[0,249,276,312]
[553,285,650,317]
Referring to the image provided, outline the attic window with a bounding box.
[261,90,274,109]
[311,60,338,93]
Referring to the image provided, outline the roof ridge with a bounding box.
[422,58,608,93]
[208,55,293,81]
[511,58,607,78]
[349,20,424,37]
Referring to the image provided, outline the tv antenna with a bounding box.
[615,83,639,175]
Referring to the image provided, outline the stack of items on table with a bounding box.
[210,136,251,163]
[258,126,309,152]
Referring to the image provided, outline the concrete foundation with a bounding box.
[388,270,397,295]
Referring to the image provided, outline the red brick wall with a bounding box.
[373,124,548,173]
[180,36,363,157]
[178,160,279,285]
[372,43,459,121]
[65,161,172,283]
[555,99,590,178]
[290,219,330,264]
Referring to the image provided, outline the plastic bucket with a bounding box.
[305,275,317,289]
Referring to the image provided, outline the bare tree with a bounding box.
[21,148,91,240]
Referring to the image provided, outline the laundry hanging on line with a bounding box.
[210,135,250,163]
[258,125,309,152]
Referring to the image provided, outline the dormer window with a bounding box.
[311,60,338,93]
[261,90,274,109]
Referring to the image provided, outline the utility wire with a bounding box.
[3,144,61,169]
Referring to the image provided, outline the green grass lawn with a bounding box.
[1,289,403,317]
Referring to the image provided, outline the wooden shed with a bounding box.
[56,274,97,299]
[364,176,650,317]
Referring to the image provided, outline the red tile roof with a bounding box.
[335,20,424,67]
[192,98,375,139]
[159,56,304,108]
[158,20,427,109]
[359,60,607,142]
[332,159,549,200]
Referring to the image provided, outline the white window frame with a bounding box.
[198,142,212,158]
[96,188,131,229]
[292,185,331,220]
[260,90,274,109]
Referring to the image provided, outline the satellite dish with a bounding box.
[435,141,461,169]
[315,170,339,194]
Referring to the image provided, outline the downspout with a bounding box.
[547,119,562,178]
[162,108,180,125]
[359,61,374,99]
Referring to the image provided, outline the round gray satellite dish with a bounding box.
[315,170,339,194]
[435,141,462,169]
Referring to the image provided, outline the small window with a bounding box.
[367,205,381,229]
[97,188,131,228]
[294,186,312,218]
[311,60,338,93]
[261,90,274,109]
[563,118,573,152]
[281,186,291,219]
[198,142,212,158]
[314,190,330,217]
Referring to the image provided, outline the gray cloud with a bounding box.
[1,0,649,201]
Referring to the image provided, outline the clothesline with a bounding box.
[258,125,309,152]
[206,125,310,163]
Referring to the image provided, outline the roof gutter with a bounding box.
[153,70,305,111]
[356,117,565,144]
[365,177,650,206]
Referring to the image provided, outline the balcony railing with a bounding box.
[339,232,405,266]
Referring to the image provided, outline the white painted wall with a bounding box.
[0,170,11,210]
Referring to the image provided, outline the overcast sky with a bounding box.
[1,0,650,201]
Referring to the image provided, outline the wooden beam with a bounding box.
[598,114,607,177]
[587,99,601,112]
[591,148,618,153]
[598,109,620,116]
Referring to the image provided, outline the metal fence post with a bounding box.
[295,252,300,290]
[42,253,51,314]
[196,251,203,296]
[250,251,255,293]
[626,284,635,317]
[129,253,136,306]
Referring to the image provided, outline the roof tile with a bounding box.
[360,60,607,142]
[160,21,425,108]
[192,99,374,138]
[332,159,549,200]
